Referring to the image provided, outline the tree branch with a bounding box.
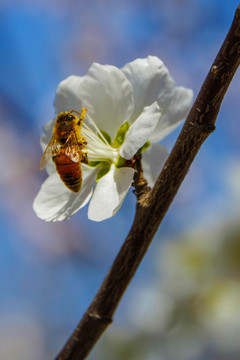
[132,154,151,201]
[55,5,240,360]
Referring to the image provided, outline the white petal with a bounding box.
[33,165,98,221]
[54,75,85,115]
[122,56,175,123]
[39,119,56,175]
[43,160,56,176]
[88,165,135,221]
[149,86,193,142]
[120,102,162,160]
[142,144,169,187]
[55,64,134,140]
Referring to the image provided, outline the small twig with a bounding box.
[132,154,151,202]
[55,5,240,360]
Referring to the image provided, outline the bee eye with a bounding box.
[67,115,74,120]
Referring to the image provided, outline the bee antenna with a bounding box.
[70,109,81,115]
[70,108,87,117]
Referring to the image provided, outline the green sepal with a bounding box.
[96,163,111,181]
[137,140,151,154]
[88,161,102,167]
[115,155,127,168]
[111,121,130,148]
[99,130,111,144]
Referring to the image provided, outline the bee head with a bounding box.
[57,112,77,123]
[56,109,86,128]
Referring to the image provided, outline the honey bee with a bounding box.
[40,108,88,193]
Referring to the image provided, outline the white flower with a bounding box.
[33,56,193,222]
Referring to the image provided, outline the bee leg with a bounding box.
[78,136,87,146]
[80,108,87,120]
[81,152,89,164]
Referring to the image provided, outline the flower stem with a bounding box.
[55,5,240,360]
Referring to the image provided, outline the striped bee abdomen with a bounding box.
[53,154,82,193]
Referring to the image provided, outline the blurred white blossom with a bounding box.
[127,223,240,359]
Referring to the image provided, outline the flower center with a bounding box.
[81,118,119,164]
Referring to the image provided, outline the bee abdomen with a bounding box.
[53,155,82,193]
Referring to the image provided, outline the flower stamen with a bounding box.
[82,117,118,163]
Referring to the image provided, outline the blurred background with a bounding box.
[0,0,240,359]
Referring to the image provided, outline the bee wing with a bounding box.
[64,132,81,163]
[39,135,60,170]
